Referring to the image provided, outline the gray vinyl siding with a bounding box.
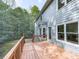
[56,0,79,24]
[42,0,57,41]
[56,0,79,53]
[35,0,79,53]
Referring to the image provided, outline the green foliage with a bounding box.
[31,5,40,16]
[0,40,18,59]
[0,1,40,42]
[30,5,40,34]
[0,1,9,10]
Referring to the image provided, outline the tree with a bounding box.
[31,5,40,17]
[0,1,40,42]
[30,5,40,35]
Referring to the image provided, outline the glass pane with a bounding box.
[58,25,64,32]
[67,34,78,44]
[66,22,78,32]
[67,0,72,3]
[58,33,64,40]
[43,28,46,38]
[49,27,51,39]
[58,0,64,9]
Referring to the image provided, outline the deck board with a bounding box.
[20,41,79,59]
[20,42,49,59]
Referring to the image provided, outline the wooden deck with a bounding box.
[20,42,50,59]
[3,37,79,59]
[20,41,79,59]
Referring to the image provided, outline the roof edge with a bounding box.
[35,0,53,22]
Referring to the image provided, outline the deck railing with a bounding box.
[3,36,25,59]
[32,35,47,42]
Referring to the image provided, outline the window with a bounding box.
[66,22,78,44]
[58,25,64,40]
[43,28,46,38]
[67,0,72,3]
[58,0,65,9]
[57,22,78,44]
[58,25,64,32]
[49,27,51,39]
[66,22,78,32]
[40,28,41,35]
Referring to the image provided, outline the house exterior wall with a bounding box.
[35,18,42,35]
[56,0,79,53]
[35,0,79,53]
[42,0,57,41]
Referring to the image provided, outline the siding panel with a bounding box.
[56,0,79,24]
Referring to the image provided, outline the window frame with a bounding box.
[66,22,78,44]
[48,27,52,39]
[57,24,65,40]
[57,0,72,11]
[43,28,46,38]
[66,22,78,33]
[58,0,65,9]
[57,21,79,44]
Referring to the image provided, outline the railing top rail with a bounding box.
[3,36,24,59]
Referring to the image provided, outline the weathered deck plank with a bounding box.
[20,42,49,59]
[20,41,79,59]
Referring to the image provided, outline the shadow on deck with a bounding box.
[3,36,79,59]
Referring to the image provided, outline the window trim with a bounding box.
[66,22,78,33]
[57,24,65,41]
[57,0,73,11]
[57,0,67,11]
[66,21,79,44]
[58,0,65,10]
[56,21,79,45]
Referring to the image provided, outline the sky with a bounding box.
[15,0,46,11]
